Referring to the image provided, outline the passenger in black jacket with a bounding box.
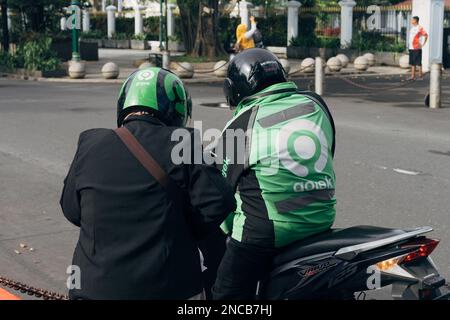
[61,68,236,300]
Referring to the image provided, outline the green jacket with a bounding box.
[217,81,336,248]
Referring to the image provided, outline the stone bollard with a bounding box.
[68,61,86,79]
[301,58,315,73]
[327,57,342,72]
[336,54,349,68]
[354,56,369,71]
[279,59,291,75]
[214,61,228,78]
[139,62,156,70]
[363,53,376,66]
[102,62,120,79]
[173,62,194,79]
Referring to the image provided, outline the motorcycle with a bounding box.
[258,225,450,300]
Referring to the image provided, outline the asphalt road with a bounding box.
[0,75,449,299]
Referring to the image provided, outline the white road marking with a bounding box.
[393,168,421,176]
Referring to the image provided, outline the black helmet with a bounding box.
[223,48,288,107]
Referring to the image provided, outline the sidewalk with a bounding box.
[7,48,411,85]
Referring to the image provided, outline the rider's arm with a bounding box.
[186,131,237,240]
[60,137,82,227]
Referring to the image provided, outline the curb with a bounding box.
[2,70,410,85]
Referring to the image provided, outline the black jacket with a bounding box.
[60,115,236,300]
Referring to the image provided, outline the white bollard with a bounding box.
[429,63,441,109]
[82,9,90,33]
[287,1,301,46]
[315,57,324,95]
[162,51,171,70]
[239,1,254,28]
[134,6,144,36]
[107,6,117,39]
[167,4,177,38]
[339,0,357,48]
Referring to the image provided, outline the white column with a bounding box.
[412,0,445,72]
[61,17,67,31]
[102,0,107,12]
[339,0,356,48]
[167,4,177,37]
[239,1,253,28]
[7,8,12,31]
[117,0,123,13]
[287,1,301,46]
[107,5,117,39]
[134,5,144,36]
[82,9,90,33]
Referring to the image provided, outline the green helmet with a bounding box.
[117,67,192,127]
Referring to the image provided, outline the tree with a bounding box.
[8,0,66,33]
[1,0,9,52]
[177,0,225,58]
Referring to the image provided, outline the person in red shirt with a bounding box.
[409,16,428,80]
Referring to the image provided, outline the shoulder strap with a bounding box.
[114,126,179,192]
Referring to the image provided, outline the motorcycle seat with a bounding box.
[273,225,405,267]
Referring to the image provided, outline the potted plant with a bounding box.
[80,30,104,48]
[113,33,131,49]
[21,36,65,77]
[131,33,149,50]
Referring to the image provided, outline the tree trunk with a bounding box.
[192,0,224,58]
[177,0,198,54]
[1,0,9,52]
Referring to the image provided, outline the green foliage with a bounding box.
[351,31,407,53]
[20,35,60,72]
[80,30,105,40]
[290,35,339,49]
[132,33,146,41]
[0,51,15,71]
[112,32,129,40]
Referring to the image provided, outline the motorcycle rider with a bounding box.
[61,67,236,300]
[212,49,337,299]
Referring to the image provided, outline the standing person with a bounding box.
[61,67,236,300]
[234,16,257,53]
[213,49,336,300]
[409,16,428,80]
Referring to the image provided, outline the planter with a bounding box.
[82,38,103,48]
[131,40,149,50]
[116,40,131,49]
[310,47,337,60]
[287,47,337,60]
[374,51,403,66]
[102,39,117,49]
[11,68,66,78]
[287,46,309,59]
[51,39,72,62]
[168,41,185,52]
[337,49,359,61]
[80,41,99,61]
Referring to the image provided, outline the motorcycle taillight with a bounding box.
[400,238,440,264]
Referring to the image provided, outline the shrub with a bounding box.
[351,31,407,53]
[21,36,60,72]
[80,30,105,40]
